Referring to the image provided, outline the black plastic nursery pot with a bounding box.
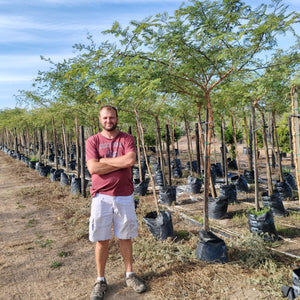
[29,160,38,169]
[133,179,149,196]
[50,168,64,182]
[283,173,297,191]
[248,209,278,241]
[196,230,228,263]
[60,172,69,186]
[208,196,228,219]
[262,191,287,217]
[159,186,176,206]
[219,184,237,204]
[39,165,51,177]
[233,175,249,193]
[143,210,174,241]
[293,268,300,298]
[186,175,202,194]
[244,170,254,184]
[71,176,81,194]
[281,267,300,299]
[275,181,293,201]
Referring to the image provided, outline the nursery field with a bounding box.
[0,141,300,300]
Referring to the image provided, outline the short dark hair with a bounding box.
[99,105,118,117]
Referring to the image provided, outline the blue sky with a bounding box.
[0,0,299,110]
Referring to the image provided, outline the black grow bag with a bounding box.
[244,170,254,184]
[186,176,202,194]
[159,186,176,206]
[233,175,249,193]
[71,176,81,194]
[208,196,228,219]
[60,172,69,186]
[262,192,287,217]
[155,170,164,186]
[283,173,297,190]
[39,165,51,177]
[248,210,278,241]
[275,181,293,201]
[196,230,227,263]
[134,179,149,196]
[29,160,38,169]
[293,268,300,299]
[143,210,174,241]
[50,168,64,182]
[219,184,237,203]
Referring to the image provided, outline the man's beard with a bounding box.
[103,123,117,131]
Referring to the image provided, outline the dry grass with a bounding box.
[4,152,300,299]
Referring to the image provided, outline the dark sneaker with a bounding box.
[90,280,107,300]
[125,273,146,293]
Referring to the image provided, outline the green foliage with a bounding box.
[50,261,63,269]
[247,206,270,216]
[277,114,291,153]
[256,130,264,149]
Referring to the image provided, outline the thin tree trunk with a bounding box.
[155,115,166,186]
[291,86,300,204]
[272,111,283,182]
[80,125,86,197]
[62,121,69,172]
[52,117,58,171]
[135,109,159,213]
[195,123,201,177]
[255,104,273,196]
[165,124,172,186]
[221,115,228,185]
[288,116,295,169]
[252,105,260,211]
[184,114,193,175]
[231,114,240,174]
[75,117,80,179]
[136,123,143,182]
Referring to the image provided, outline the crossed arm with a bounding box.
[87,151,136,175]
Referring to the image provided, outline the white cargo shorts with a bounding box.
[89,193,138,242]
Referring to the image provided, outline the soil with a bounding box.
[0,141,300,299]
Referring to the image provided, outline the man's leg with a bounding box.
[119,239,133,272]
[95,240,110,277]
[119,238,146,293]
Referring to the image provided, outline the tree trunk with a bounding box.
[135,109,159,213]
[195,123,201,177]
[165,124,172,186]
[80,125,86,198]
[75,117,80,179]
[52,117,58,171]
[62,121,69,172]
[252,105,260,211]
[288,116,295,169]
[155,115,166,186]
[135,123,143,183]
[255,104,273,196]
[184,114,193,176]
[272,111,283,182]
[231,114,240,174]
[221,115,228,185]
[203,94,214,232]
[291,86,300,204]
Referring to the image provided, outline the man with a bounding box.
[86,105,146,300]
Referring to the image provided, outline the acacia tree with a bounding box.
[107,0,298,230]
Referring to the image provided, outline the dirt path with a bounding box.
[0,152,150,300]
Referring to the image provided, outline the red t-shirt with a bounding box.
[85,131,136,197]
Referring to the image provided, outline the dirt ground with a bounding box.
[0,141,300,299]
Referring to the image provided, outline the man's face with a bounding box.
[99,108,118,132]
